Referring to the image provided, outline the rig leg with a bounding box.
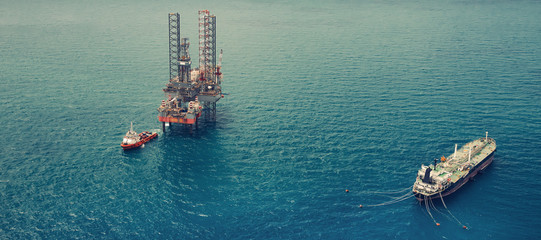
[162,122,166,132]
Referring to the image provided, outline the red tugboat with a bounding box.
[120,122,158,150]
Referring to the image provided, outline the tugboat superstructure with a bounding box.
[121,122,158,150]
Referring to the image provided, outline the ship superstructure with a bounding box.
[413,132,496,201]
[121,122,158,150]
[158,11,223,131]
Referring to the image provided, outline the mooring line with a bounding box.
[425,198,439,226]
[428,197,446,216]
[362,185,413,195]
[362,192,414,207]
[439,192,467,229]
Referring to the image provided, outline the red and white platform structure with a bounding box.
[158,11,223,131]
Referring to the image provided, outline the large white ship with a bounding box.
[413,133,497,201]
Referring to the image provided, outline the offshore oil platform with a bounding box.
[158,10,223,132]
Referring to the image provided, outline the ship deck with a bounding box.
[439,138,496,182]
[413,137,496,198]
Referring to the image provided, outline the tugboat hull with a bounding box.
[121,132,158,150]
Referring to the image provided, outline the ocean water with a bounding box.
[1,0,540,239]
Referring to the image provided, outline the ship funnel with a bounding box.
[422,167,432,183]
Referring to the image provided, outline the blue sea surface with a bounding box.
[1,0,540,239]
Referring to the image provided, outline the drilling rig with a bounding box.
[157,11,223,132]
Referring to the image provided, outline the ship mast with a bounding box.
[454,144,457,159]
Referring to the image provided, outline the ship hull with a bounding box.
[414,151,494,201]
[121,132,158,150]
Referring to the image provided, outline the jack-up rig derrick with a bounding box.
[196,10,222,122]
[157,11,223,132]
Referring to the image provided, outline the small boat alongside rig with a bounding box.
[121,122,158,150]
[413,132,496,201]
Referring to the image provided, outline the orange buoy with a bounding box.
[345,189,349,193]
[359,204,363,208]
[463,226,467,229]
[436,223,440,226]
